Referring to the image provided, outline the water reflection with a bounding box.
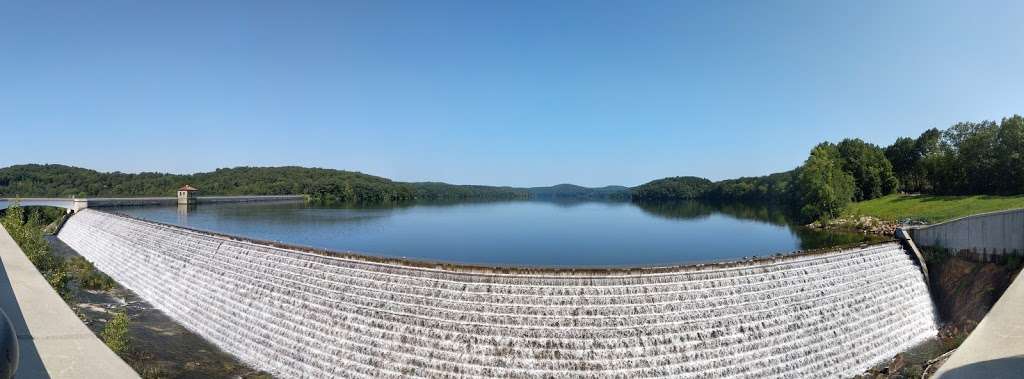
[110,199,880,267]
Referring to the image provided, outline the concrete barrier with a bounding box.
[0,224,137,378]
[909,208,1024,260]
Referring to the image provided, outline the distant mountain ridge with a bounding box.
[0,164,633,203]
[527,184,632,199]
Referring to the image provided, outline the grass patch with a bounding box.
[845,194,1024,223]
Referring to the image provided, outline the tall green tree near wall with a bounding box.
[912,128,943,193]
[794,143,856,221]
[950,121,1000,194]
[996,115,1024,194]
[885,128,941,193]
[884,137,917,191]
[836,138,899,201]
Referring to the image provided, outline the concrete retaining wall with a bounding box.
[909,209,1024,260]
[0,224,137,378]
[58,209,939,378]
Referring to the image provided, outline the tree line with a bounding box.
[0,165,421,203]
[3,114,1020,219]
[634,114,1024,221]
[0,165,629,203]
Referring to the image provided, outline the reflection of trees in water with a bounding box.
[634,199,877,251]
[218,202,397,225]
[711,201,792,226]
[632,200,715,221]
[151,199,881,253]
[791,227,879,251]
[633,200,793,225]
[413,198,633,209]
[530,198,632,208]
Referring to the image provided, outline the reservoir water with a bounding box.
[110,200,877,267]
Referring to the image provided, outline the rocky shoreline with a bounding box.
[807,215,903,236]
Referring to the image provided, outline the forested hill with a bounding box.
[0,165,417,203]
[527,184,631,200]
[0,164,626,203]
[409,182,528,200]
[631,177,713,200]
[8,112,1020,220]
[633,114,1024,222]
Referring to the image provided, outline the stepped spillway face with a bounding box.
[59,209,938,378]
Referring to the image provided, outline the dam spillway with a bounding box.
[57,209,938,378]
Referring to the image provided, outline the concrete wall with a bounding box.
[909,209,1024,259]
[0,199,76,211]
[0,224,138,378]
[58,209,939,378]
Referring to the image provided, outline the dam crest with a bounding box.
[58,209,938,378]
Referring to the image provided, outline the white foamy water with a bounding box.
[59,209,938,378]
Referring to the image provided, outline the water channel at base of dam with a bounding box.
[107,199,880,267]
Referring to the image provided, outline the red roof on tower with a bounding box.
[179,185,199,192]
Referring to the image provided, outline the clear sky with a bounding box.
[1,1,1022,187]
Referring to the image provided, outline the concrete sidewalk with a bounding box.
[934,270,1024,378]
[0,224,137,378]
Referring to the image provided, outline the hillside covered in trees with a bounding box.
[0,165,627,203]
[633,114,1024,221]
[0,165,418,203]
[631,177,713,200]
[4,114,1020,220]
[528,184,632,200]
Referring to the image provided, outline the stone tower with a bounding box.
[177,185,198,205]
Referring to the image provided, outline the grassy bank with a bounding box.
[844,194,1024,223]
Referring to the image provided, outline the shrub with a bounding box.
[66,256,116,291]
[101,311,132,355]
[1005,253,1022,271]
[46,269,72,300]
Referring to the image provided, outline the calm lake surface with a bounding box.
[110,200,876,267]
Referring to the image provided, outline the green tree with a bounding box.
[836,138,899,201]
[912,128,943,192]
[940,121,999,194]
[996,115,1024,194]
[795,143,856,221]
[885,137,917,191]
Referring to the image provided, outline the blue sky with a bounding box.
[1,1,1022,187]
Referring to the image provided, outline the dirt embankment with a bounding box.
[929,255,1015,327]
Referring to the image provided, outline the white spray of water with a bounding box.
[59,209,938,378]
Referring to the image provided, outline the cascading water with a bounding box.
[59,209,938,378]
